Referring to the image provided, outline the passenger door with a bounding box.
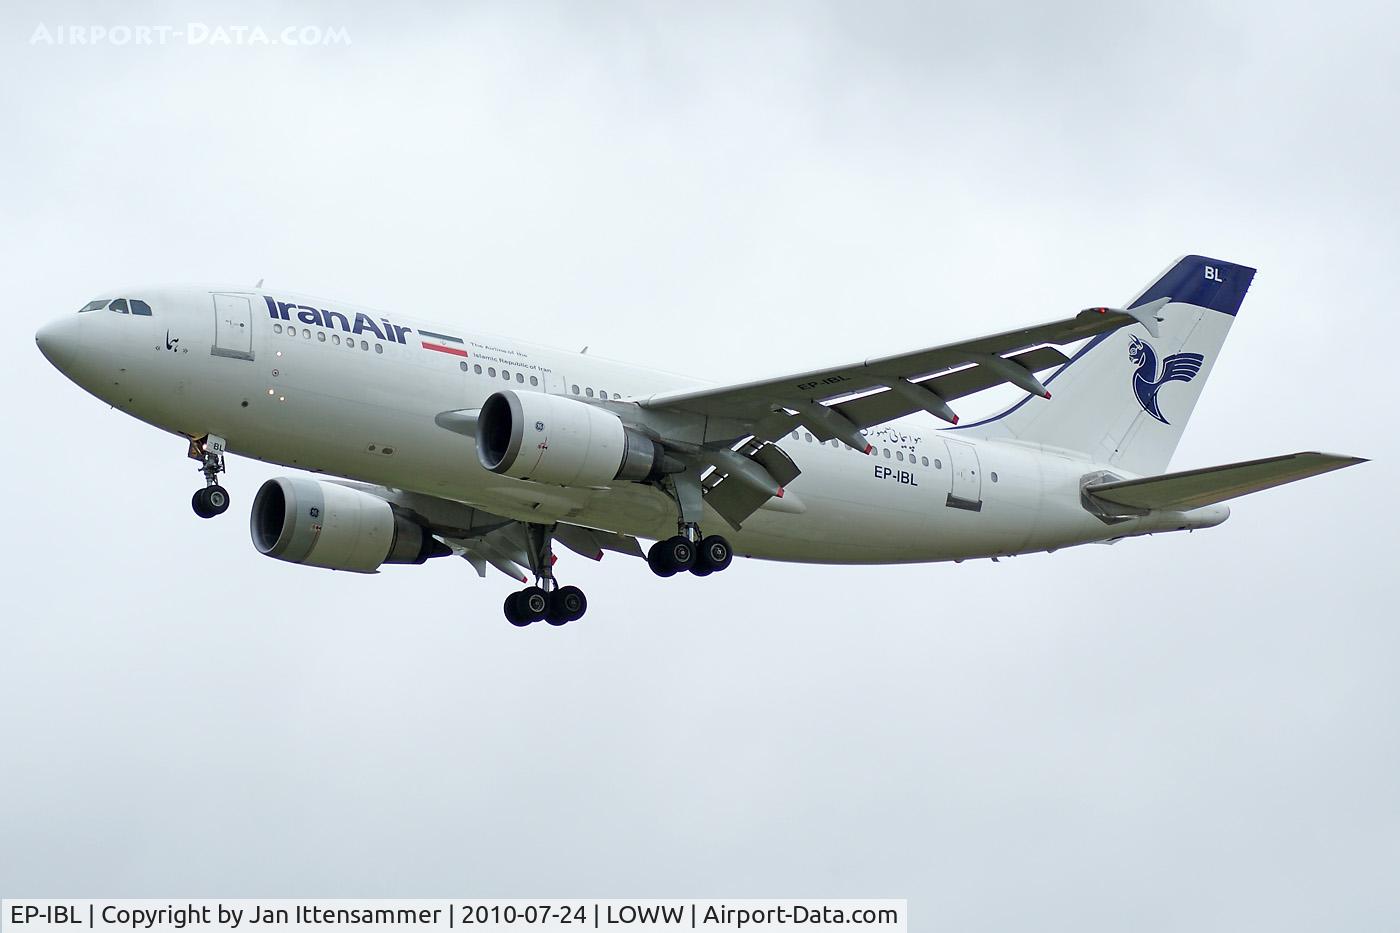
[211,293,254,361]
[941,437,983,511]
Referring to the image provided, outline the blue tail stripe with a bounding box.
[1131,255,1255,316]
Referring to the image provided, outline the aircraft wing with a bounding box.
[1084,452,1367,513]
[639,299,1167,445]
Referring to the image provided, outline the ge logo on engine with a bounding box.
[535,421,545,431]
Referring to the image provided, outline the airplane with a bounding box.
[34,255,1365,626]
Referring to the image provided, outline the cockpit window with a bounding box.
[78,300,109,313]
[129,299,152,316]
[110,299,130,314]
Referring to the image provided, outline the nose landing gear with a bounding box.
[188,434,230,519]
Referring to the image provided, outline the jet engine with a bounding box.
[250,477,450,573]
[476,390,674,486]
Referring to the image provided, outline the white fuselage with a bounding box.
[37,285,1226,564]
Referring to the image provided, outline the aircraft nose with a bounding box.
[35,316,82,374]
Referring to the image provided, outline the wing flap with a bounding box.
[555,523,645,560]
[1085,452,1366,512]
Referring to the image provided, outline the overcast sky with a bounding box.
[2,1,1395,928]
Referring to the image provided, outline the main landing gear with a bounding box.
[646,533,733,577]
[503,523,588,627]
[645,472,734,578]
[188,434,230,519]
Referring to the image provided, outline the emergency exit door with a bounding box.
[211,293,254,361]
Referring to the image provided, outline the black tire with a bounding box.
[559,585,587,622]
[663,535,695,572]
[647,540,677,577]
[689,563,713,577]
[519,586,549,623]
[504,592,532,627]
[547,585,587,625]
[191,488,214,519]
[205,484,230,516]
[700,534,732,572]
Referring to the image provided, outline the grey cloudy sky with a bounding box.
[2,1,1396,928]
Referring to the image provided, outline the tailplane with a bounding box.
[957,255,1255,475]
[1083,452,1366,515]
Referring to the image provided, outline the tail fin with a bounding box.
[956,255,1256,475]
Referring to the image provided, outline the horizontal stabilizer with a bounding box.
[1085,452,1366,512]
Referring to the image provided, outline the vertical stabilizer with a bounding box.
[955,256,1255,475]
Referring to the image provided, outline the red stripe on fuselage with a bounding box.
[422,342,470,357]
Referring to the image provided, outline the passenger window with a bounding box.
[804,433,813,442]
[317,331,326,342]
[516,373,524,383]
[530,376,538,387]
[991,472,998,483]
[896,451,904,462]
[488,367,496,377]
[934,458,942,469]
[460,361,469,371]
[78,300,108,313]
[600,390,608,399]
[882,449,891,459]
[360,340,368,350]
[502,370,511,380]
[586,387,595,398]
[571,384,579,395]
[332,334,341,345]
[273,324,283,334]
[110,299,130,314]
[791,432,800,440]
[129,299,153,316]
[303,329,311,339]
[921,456,929,467]
[375,344,383,354]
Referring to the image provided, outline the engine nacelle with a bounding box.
[250,477,449,573]
[477,390,668,486]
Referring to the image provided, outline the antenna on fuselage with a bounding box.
[580,346,588,354]
[255,278,264,288]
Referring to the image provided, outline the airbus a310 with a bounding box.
[35,256,1364,625]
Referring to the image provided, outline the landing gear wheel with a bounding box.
[647,541,677,577]
[503,592,533,627]
[204,485,230,516]
[547,585,587,625]
[191,485,230,519]
[699,535,732,573]
[518,586,549,623]
[648,536,695,575]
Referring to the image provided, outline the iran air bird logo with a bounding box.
[1128,336,1204,424]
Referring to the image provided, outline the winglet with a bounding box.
[1085,296,1169,337]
